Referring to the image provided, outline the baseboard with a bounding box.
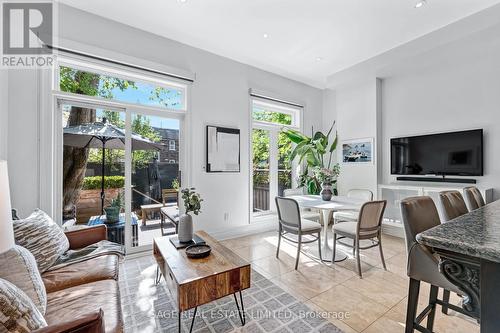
[208,218,278,241]
[382,222,405,238]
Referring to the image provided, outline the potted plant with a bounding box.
[178,188,203,243]
[282,121,340,196]
[313,165,340,201]
[104,191,124,223]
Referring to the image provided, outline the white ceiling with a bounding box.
[58,0,500,88]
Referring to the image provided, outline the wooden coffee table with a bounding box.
[153,231,251,333]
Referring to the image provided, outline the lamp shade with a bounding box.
[0,160,14,253]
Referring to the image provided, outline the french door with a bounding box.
[57,95,186,254]
[251,124,294,217]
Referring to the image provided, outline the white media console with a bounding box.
[378,182,494,237]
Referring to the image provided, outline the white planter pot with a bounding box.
[178,213,193,243]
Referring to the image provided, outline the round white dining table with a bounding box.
[288,195,365,262]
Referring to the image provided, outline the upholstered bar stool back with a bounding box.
[439,190,468,222]
[463,186,485,211]
[400,196,465,333]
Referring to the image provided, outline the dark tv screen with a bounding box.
[391,129,483,176]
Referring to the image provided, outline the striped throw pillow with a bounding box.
[0,245,47,315]
[13,209,69,273]
[0,278,47,333]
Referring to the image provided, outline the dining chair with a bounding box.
[400,196,470,333]
[283,187,320,222]
[439,190,469,221]
[333,189,374,224]
[275,196,322,270]
[463,186,485,211]
[331,200,387,278]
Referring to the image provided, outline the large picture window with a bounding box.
[251,98,301,217]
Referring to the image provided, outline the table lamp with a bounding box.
[0,160,14,253]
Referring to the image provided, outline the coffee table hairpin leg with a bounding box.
[233,291,246,325]
[155,265,162,285]
[178,291,245,333]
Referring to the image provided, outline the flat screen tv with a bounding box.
[391,129,483,176]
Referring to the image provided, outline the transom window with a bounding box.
[252,100,300,128]
[58,62,186,111]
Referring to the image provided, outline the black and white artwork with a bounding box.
[206,125,240,172]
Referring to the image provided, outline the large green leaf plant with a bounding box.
[282,122,340,194]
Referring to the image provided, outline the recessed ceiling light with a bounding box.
[316,57,323,61]
[178,0,187,3]
[414,0,427,8]
[263,33,269,39]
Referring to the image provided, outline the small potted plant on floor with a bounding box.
[178,188,203,243]
[104,191,124,223]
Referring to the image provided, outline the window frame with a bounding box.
[169,140,176,151]
[251,99,301,128]
[250,96,303,220]
[55,55,188,113]
[50,55,192,255]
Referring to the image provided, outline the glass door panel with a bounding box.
[130,113,180,248]
[278,132,293,196]
[62,105,126,244]
[252,129,271,213]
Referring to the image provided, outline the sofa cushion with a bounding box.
[32,309,105,333]
[0,245,47,314]
[0,278,47,333]
[45,280,123,333]
[42,255,119,293]
[13,209,70,273]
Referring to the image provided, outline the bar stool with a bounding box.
[400,196,471,333]
[463,186,486,211]
[439,190,468,221]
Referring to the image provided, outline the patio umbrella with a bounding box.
[63,118,164,214]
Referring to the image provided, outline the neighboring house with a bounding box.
[154,127,179,163]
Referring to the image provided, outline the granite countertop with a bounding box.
[417,199,500,263]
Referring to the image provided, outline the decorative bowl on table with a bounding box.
[185,244,211,259]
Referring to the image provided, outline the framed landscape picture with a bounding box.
[342,138,374,164]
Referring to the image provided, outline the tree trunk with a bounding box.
[62,107,96,220]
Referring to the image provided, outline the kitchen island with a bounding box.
[417,199,500,333]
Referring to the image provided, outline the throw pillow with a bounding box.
[0,245,47,314]
[0,278,47,333]
[13,209,70,273]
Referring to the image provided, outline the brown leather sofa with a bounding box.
[34,225,123,333]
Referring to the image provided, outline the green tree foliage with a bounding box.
[61,66,163,169]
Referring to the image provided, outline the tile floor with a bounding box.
[218,231,479,333]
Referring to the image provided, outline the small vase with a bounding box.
[320,183,333,201]
[178,213,193,243]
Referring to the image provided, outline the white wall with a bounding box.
[381,25,500,199]
[7,70,41,216]
[334,80,380,196]
[6,5,323,235]
[0,70,7,160]
[327,18,500,200]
